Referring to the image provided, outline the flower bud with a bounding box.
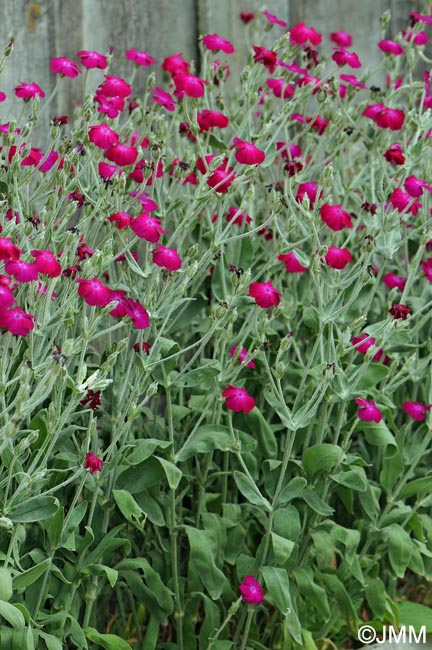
[0,517,13,532]
[273,362,285,379]
[380,10,391,33]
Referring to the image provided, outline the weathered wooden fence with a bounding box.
[0,0,428,121]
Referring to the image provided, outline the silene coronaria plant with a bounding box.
[0,5,431,650]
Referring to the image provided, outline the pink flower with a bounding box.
[0,307,34,336]
[421,258,432,282]
[231,137,265,165]
[324,246,353,269]
[123,298,150,329]
[129,191,158,212]
[355,398,383,423]
[239,576,264,604]
[14,81,45,100]
[229,345,256,368]
[383,272,406,291]
[0,237,22,261]
[162,53,191,76]
[152,244,182,271]
[278,251,308,273]
[76,50,108,69]
[202,34,234,54]
[197,110,229,131]
[105,144,138,167]
[403,29,429,45]
[296,182,321,208]
[31,249,61,277]
[0,283,14,309]
[249,281,282,308]
[266,78,295,99]
[363,104,405,130]
[339,74,367,89]
[252,46,277,73]
[108,211,132,229]
[330,31,353,47]
[222,385,255,413]
[378,40,405,55]
[126,49,156,66]
[207,161,236,193]
[226,207,252,227]
[98,162,118,180]
[151,87,176,111]
[262,10,287,28]
[402,401,431,421]
[290,23,322,46]
[88,124,119,150]
[130,213,167,242]
[351,334,390,365]
[94,93,125,118]
[77,277,116,307]
[97,75,132,98]
[388,188,422,216]
[240,12,255,24]
[403,175,432,198]
[173,73,208,98]
[84,452,103,473]
[389,303,411,320]
[320,204,353,231]
[384,143,405,165]
[332,48,361,68]
[50,57,82,78]
[4,259,38,282]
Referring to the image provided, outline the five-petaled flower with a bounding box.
[249,281,282,308]
[355,398,383,423]
[84,451,103,473]
[239,576,264,604]
[222,385,255,413]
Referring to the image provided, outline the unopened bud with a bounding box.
[380,10,391,33]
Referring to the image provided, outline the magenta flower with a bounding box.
[421,259,432,283]
[262,10,287,28]
[14,81,45,100]
[384,143,405,165]
[108,212,132,230]
[239,576,264,604]
[0,282,14,309]
[231,137,265,165]
[31,250,61,278]
[355,398,383,423]
[229,346,256,369]
[402,401,432,421]
[84,451,103,473]
[88,124,119,150]
[126,49,156,66]
[320,204,353,231]
[383,272,406,291]
[202,34,234,54]
[266,78,295,99]
[173,73,208,98]
[324,246,353,269]
[197,110,229,131]
[4,260,38,283]
[130,214,167,242]
[403,175,432,198]
[330,31,353,47]
[97,75,132,98]
[351,334,387,363]
[105,144,138,167]
[252,46,277,73]
[332,48,361,68]
[240,12,255,24]
[339,74,367,89]
[249,281,282,309]
[278,251,308,273]
[77,277,116,307]
[151,87,176,111]
[0,237,22,261]
[123,298,150,329]
[226,207,252,227]
[50,57,82,78]
[389,304,411,320]
[290,22,322,46]
[0,307,34,336]
[378,40,405,55]
[207,162,236,193]
[152,244,182,271]
[363,104,405,130]
[222,385,255,413]
[162,53,191,76]
[77,50,108,69]
[98,162,118,180]
[94,93,125,118]
[296,182,321,208]
[388,188,422,215]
